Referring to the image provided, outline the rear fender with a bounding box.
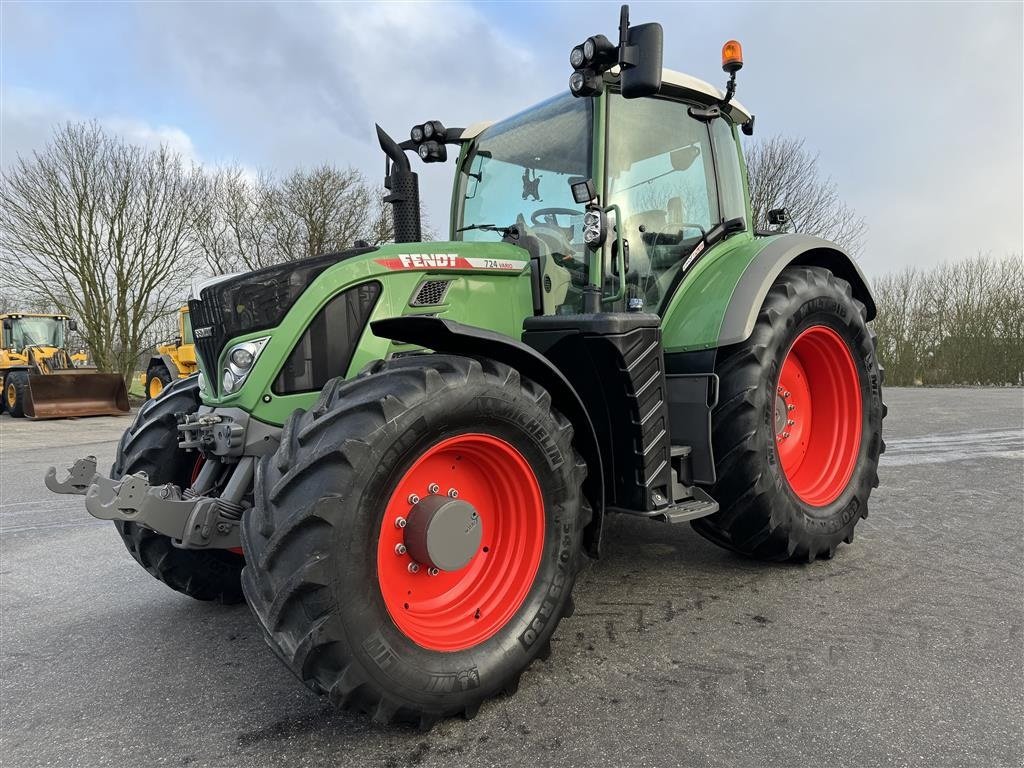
[718,234,875,347]
[371,316,605,557]
[662,233,875,352]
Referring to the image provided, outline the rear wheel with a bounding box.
[112,375,244,603]
[242,355,589,727]
[5,371,29,418]
[145,363,173,400]
[693,266,885,561]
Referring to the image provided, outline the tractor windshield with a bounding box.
[4,317,65,349]
[456,94,593,270]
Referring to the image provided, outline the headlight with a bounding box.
[422,121,435,139]
[569,71,585,94]
[230,347,254,369]
[221,337,269,396]
[197,371,207,394]
[583,38,595,61]
[569,46,585,68]
[410,125,424,143]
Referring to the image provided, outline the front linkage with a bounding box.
[47,405,277,551]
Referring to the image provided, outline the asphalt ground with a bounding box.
[1,388,1022,768]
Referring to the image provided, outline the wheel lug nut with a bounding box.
[447,488,458,498]
[427,567,439,576]
[407,494,419,505]
[782,431,790,438]
[394,543,407,555]
[427,483,439,494]
[783,391,791,398]
[394,516,407,529]
[787,404,796,411]
[787,419,795,426]
[408,562,420,574]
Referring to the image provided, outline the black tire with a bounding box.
[241,355,589,728]
[693,265,886,562]
[145,362,173,400]
[5,371,29,418]
[112,375,245,603]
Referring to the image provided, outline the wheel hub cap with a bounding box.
[404,495,482,572]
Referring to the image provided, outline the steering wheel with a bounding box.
[531,207,582,226]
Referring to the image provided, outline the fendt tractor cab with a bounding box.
[47,7,884,727]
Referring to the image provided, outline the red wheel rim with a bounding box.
[775,325,862,507]
[377,434,545,652]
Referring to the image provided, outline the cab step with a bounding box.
[654,487,719,524]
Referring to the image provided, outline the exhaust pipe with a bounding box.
[376,124,422,243]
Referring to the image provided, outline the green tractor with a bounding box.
[46,6,884,728]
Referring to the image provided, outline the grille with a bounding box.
[188,297,226,394]
[410,279,451,307]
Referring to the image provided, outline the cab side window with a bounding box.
[606,94,720,309]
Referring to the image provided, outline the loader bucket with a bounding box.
[24,372,130,419]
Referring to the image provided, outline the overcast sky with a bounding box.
[2,1,1021,276]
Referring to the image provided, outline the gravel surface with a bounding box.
[1,387,1021,768]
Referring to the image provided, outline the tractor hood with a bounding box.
[189,240,536,423]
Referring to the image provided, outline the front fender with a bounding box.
[371,316,605,558]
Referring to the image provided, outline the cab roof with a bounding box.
[660,68,751,123]
[461,68,751,141]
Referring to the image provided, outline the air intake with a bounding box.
[410,280,452,307]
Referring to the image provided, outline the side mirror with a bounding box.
[768,207,790,226]
[620,21,663,99]
[68,319,78,332]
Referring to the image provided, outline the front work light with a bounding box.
[417,141,447,163]
[583,207,607,247]
[569,177,597,204]
[569,69,603,97]
[582,35,616,67]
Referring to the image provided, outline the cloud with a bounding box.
[3,1,1020,270]
[1,86,199,166]
[129,1,547,231]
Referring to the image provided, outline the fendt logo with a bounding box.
[374,253,527,272]
[398,253,458,268]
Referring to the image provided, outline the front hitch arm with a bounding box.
[45,458,241,549]
[44,456,100,495]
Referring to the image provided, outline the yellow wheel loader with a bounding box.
[141,306,197,400]
[1,313,129,419]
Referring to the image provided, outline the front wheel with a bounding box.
[693,266,885,562]
[5,371,29,418]
[112,375,245,602]
[241,355,589,727]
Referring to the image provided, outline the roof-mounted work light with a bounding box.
[569,5,663,100]
[409,120,449,162]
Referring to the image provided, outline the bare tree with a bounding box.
[873,253,1024,385]
[191,164,395,274]
[0,121,202,383]
[745,135,867,255]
